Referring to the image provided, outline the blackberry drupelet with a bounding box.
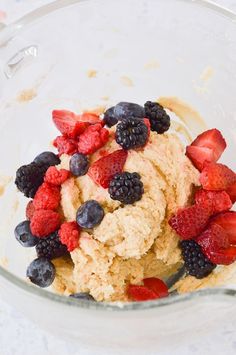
[115,117,148,150]
[36,231,68,260]
[144,101,170,134]
[109,172,144,204]
[15,162,45,198]
[180,240,216,279]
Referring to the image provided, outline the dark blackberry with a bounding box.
[109,172,144,204]
[15,162,45,198]
[180,240,216,279]
[115,117,148,150]
[144,101,170,134]
[103,107,118,127]
[36,231,68,260]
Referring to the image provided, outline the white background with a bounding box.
[0,1,236,354]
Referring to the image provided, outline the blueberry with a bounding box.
[34,151,60,169]
[76,200,104,228]
[69,292,95,301]
[103,107,118,127]
[26,257,55,288]
[14,221,39,247]
[114,102,145,121]
[70,153,89,177]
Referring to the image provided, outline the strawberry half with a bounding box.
[143,278,169,298]
[206,246,236,265]
[127,285,158,301]
[211,212,236,245]
[196,224,230,254]
[200,163,236,191]
[88,149,128,188]
[52,110,101,138]
[226,182,236,203]
[195,189,232,215]
[169,204,211,239]
[186,129,226,171]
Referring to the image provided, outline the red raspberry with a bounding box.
[53,135,78,156]
[77,123,109,155]
[44,166,70,186]
[30,210,61,237]
[127,285,158,301]
[33,182,61,211]
[26,200,36,220]
[58,222,80,252]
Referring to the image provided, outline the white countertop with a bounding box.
[0,1,236,354]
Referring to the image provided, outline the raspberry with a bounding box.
[53,135,78,156]
[127,285,158,301]
[77,123,109,155]
[30,210,61,237]
[44,166,70,186]
[26,200,36,220]
[33,183,61,211]
[59,222,80,252]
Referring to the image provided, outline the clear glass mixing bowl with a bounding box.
[0,0,236,351]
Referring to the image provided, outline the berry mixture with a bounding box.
[14,99,236,302]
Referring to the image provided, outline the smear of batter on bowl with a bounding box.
[0,175,12,196]
[87,69,97,78]
[120,76,134,87]
[17,88,37,103]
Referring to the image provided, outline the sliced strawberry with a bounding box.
[88,149,128,188]
[169,204,211,240]
[186,146,215,171]
[211,212,236,245]
[127,285,158,301]
[196,224,230,255]
[77,124,109,155]
[53,135,78,156]
[195,189,232,215]
[226,182,236,203]
[200,163,236,191]
[52,110,100,138]
[206,246,236,265]
[191,129,226,161]
[143,278,169,298]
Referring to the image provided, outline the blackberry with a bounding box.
[103,107,118,127]
[36,231,68,260]
[180,240,216,279]
[144,101,170,134]
[15,162,45,198]
[26,257,55,288]
[69,292,95,301]
[109,172,144,204]
[115,117,148,150]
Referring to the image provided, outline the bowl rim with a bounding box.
[1,0,236,311]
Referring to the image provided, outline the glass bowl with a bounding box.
[0,0,236,351]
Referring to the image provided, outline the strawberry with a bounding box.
[211,212,236,245]
[186,146,215,171]
[186,129,226,171]
[88,149,128,188]
[206,246,236,265]
[226,182,236,203]
[52,110,101,138]
[143,278,169,298]
[195,189,232,214]
[127,285,158,301]
[200,163,236,191]
[196,224,230,254]
[143,118,151,137]
[191,129,226,161]
[169,204,211,239]
[77,123,109,155]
